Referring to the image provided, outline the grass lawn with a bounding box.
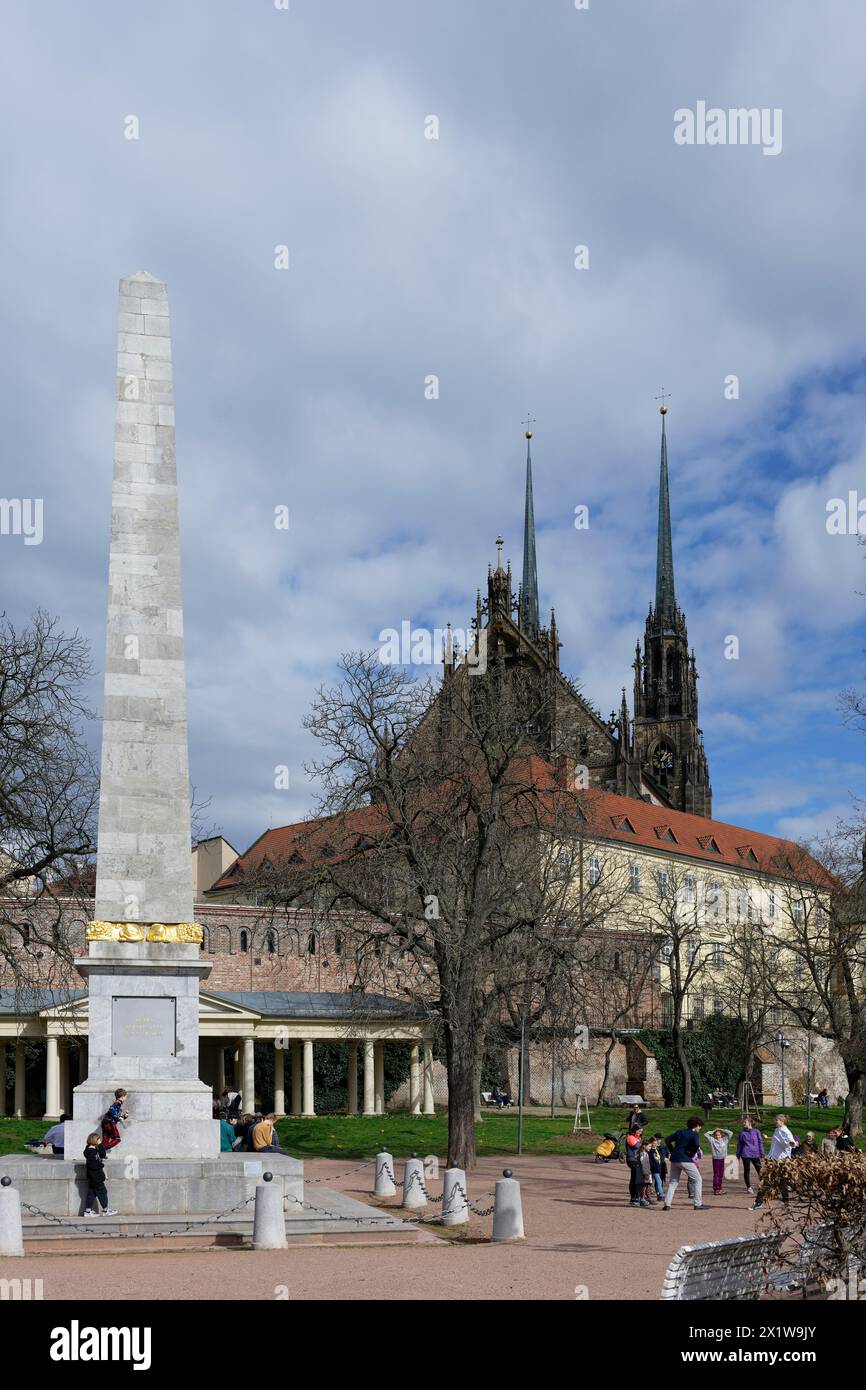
[1,1103,858,1161]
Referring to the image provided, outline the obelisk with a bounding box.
[66,273,220,1159]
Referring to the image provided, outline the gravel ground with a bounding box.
[1,1154,766,1301]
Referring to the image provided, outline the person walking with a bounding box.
[706,1127,733,1194]
[736,1116,766,1195]
[662,1117,707,1211]
[753,1113,796,1209]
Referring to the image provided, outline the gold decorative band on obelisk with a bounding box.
[86,921,203,944]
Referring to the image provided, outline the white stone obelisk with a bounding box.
[66,273,219,1160]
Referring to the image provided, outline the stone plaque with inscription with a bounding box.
[112,996,177,1057]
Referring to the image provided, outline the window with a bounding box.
[660,939,672,964]
[706,881,723,921]
[334,932,343,956]
[266,930,276,954]
[697,834,721,853]
[629,862,641,893]
[738,889,749,921]
[308,932,317,955]
[683,875,696,904]
[692,994,705,1022]
[713,996,723,1017]
[557,847,573,879]
[711,942,724,967]
[588,855,601,886]
[658,869,670,899]
[239,929,249,953]
[613,950,622,974]
[768,890,776,920]
[793,900,805,923]
[686,938,701,965]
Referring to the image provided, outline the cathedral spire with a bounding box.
[519,423,540,638]
[655,403,676,626]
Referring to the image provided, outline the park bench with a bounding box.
[660,1231,785,1300]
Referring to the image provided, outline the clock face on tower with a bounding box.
[652,741,675,776]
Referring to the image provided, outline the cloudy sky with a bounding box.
[3,0,866,855]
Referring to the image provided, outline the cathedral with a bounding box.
[442,406,712,816]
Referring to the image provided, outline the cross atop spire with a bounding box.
[655,401,676,625]
[519,424,540,638]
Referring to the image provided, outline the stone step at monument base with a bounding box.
[20,1188,430,1251]
[1,1153,303,1217]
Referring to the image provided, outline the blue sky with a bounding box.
[2,0,866,854]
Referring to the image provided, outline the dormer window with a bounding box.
[654,825,678,843]
[736,846,758,864]
[612,815,637,834]
[698,835,721,854]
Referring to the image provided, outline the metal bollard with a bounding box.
[441,1166,469,1226]
[402,1154,426,1210]
[252,1172,287,1250]
[492,1169,524,1242]
[374,1149,396,1197]
[0,1176,25,1257]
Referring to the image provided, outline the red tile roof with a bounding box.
[209,756,833,891]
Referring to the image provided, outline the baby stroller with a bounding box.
[594,1130,626,1163]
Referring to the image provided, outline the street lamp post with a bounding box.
[776,1030,791,1108]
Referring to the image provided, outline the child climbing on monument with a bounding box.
[83,1131,118,1218]
[101,1087,129,1151]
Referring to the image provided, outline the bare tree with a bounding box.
[633,863,708,1105]
[256,649,643,1168]
[0,611,98,998]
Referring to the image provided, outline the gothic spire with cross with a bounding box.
[654,390,676,626]
[519,416,540,638]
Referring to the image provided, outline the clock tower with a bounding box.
[631,406,712,816]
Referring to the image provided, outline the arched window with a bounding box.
[18,923,31,947]
[334,933,343,956]
[239,929,249,953]
[266,930,276,954]
[307,932,317,955]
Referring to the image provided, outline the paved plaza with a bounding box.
[2,1154,767,1301]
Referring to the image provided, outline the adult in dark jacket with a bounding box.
[625,1127,645,1206]
[627,1104,647,1133]
[662,1118,707,1211]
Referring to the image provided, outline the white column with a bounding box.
[243,1037,255,1113]
[422,1043,435,1115]
[347,1041,358,1115]
[59,1041,70,1114]
[0,1043,6,1116]
[44,1036,60,1119]
[274,1041,285,1116]
[291,1042,301,1115]
[14,1040,26,1118]
[409,1043,421,1115]
[215,1044,226,1094]
[363,1040,375,1115]
[374,1042,385,1115]
[302,1039,315,1116]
